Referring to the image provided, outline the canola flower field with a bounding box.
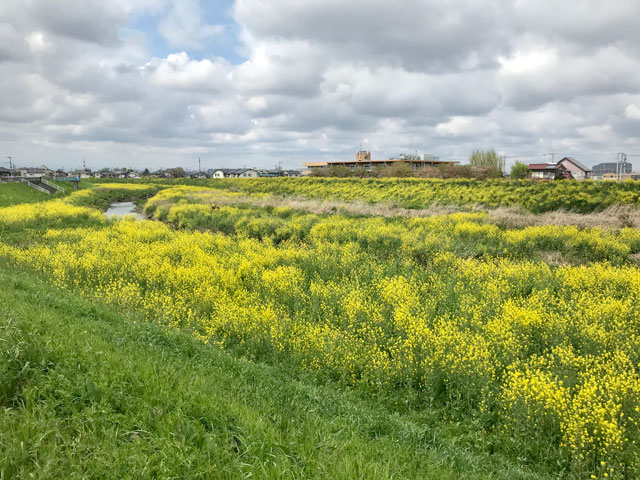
[1,181,640,478]
[130,176,640,213]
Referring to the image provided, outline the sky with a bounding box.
[1,0,639,172]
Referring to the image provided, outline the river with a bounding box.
[105,202,145,220]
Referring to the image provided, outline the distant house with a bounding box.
[212,168,259,178]
[150,170,172,178]
[0,167,12,177]
[189,171,209,179]
[18,167,48,178]
[94,171,120,179]
[69,170,91,179]
[258,169,303,178]
[557,157,592,180]
[528,163,572,180]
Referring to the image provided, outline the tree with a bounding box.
[142,168,150,176]
[510,161,529,179]
[311,166,352,177]
[469,149,502,171]
[169,167,185,178]
[378,162,415,178]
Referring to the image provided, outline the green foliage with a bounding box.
[0,264,546,479]
[169,167,185,178]
[5,181,640,478]
[510,161,529,179]
[469,149,502,171]
[310,165,353,177]
[64,184,161,211]
[5,193,640,477]
[0,183,58,206]
[126,177,640,214]
[310,162,417,178]
[149,187,640,265]
[417,164,504,180]
[377,161,415,178]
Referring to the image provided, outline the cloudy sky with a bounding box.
[1,0,639,171]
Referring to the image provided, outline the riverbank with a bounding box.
[0,261,546,479]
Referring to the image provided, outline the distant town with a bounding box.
[1,151,638,184]
[0,165,303,180]
[304,150,639,181]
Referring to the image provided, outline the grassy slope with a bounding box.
[0,180,86,207]
[0,183,52,206]
[0,262,549,480]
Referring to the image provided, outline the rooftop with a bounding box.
[560,157,592,172]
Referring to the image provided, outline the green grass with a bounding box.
[0,180,95,207]
[0,261,551,479]
[0,183,53,206]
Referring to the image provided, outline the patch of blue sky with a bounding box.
[129,0,245,65]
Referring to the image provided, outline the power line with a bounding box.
[566,153,619,157]
[504,154,547,158]
[505,152,622,158]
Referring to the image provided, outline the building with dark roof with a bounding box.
[557,157,592,180]
[528,163,572,180]
[592,161,632,179]
[528,157,591,180]
[303,151,457,173]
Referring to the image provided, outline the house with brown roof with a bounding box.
[528,157,592,180]
[528,163,572,180]
[557,157,592,180]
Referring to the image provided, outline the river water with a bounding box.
[105,202,145,220]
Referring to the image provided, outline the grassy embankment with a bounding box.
[0,261,546,479]
[0,180,153,210]
[0,183,55,207]
[0,180,95,207]
[2,182,637,478]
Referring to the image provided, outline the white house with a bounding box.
[18,167,49,178]
[212,168,259,178]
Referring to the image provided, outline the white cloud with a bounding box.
[25,31,49,52]
[1,0,640,170]
[436,116,500,139]
[626,104,640,120]
[158,0,225,50]
[498,47,556,75]
[146,52,232,91]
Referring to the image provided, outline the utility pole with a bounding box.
[5,156,12,169]
[617,153,627,181]
[198,157,201,172]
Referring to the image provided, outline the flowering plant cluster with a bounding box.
[1,183,639,477]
